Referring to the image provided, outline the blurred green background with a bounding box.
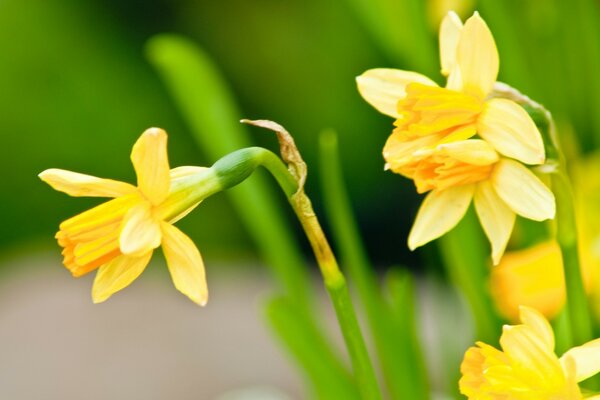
[1,0,599,268]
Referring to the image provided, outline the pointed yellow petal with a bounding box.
[455,12,499,98]
[437,139,499,165]
[500,324,564,380]
[39,169,136,198]
[119,201,162,256]
[131,127,170,205]
[356,69,438,118]
[478,99,545,165]
[560,338,600,382]
[474,181,515,265]
[440,11,463,76]
[161,222,208,306]
[492,159,555,221]
[92,252,152,303]
[519,306,555,352]
[408,185,474,250]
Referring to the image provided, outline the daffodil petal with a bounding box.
[499,324,564,380]
[170,166,208,182]
[437,139,499,165]
[492,159,556,221]
[161,222,208,306]
[440,11,463,76]
[478,99,545,165]
[474,181,515,265]
[131,127,170,205]
[456,12,499,98]
[408,184,474,250]
[356,68,438,118]
[519,306,555,352]
[91,252,152,303]
[560,338,600,382]
[39,169,136,198]
[119,201,162,256]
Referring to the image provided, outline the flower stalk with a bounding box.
[241,120,382,400]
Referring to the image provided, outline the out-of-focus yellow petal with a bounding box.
[119,201,162,256]
[439,11,463,76]
[39,169,136,198]
[478,99,545,165]
[455,12,499,98]
[491,241,565,322]
[161,222,208,306]
[91,252,152,303]
[560,338,600,383]
[492,159,555,221]
[408,184,474,250]
[473,180,515,265]
[131,127,170,205]
[436,139,499,165]
[519,306,555,352]
[356,69,438,118]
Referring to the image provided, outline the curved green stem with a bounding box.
[202,145,381,399]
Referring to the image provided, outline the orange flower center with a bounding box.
[57,194,142,277]
[403,153,494,193]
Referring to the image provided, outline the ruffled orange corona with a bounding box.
[40,128,211,305]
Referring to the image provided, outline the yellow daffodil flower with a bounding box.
[39,128,211,305]
[356,11,545,171]
[460,306,600,399]
[405,139,555,264]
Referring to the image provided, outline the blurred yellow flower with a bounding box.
[460,306,600,399]
[405,140,555,264]
[490,241,566,321]
[40,128,210,305]
[356,11,545,171]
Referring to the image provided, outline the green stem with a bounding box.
[288,191,382,400]
[552,169,594,345]
[204,145,381,399]
[319,130,429,399]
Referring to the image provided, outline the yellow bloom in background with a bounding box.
[490,241,566,321]
[460,306,600,399]
[356,11,545,171]
[39,128,210,305]
[404,139,555,264]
